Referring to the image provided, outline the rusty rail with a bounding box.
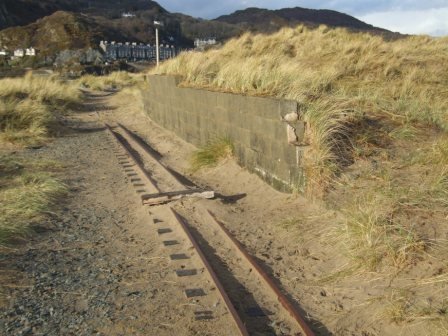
[170,209,249,336]
[106,122,315,335]
[207,210,315,336]
[106,123,248,334]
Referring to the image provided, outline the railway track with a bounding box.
[105,123,315,336]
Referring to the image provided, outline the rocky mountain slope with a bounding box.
[0,0,164,29]
[0,11,121,51]
[1,0,393,45]
[215,7,389,34]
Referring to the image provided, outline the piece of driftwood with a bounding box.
[141,189,214,205]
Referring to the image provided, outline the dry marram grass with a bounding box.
[154,25,448,330]
[154,25,448,193]
[0,73,81,145]
[0,155,67,242]
[79,71,140,91]
[0,73,75,240]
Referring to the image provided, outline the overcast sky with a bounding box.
[156,0,448,36]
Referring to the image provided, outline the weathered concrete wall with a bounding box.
[141,75,306,192]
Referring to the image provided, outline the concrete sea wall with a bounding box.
[141,75,306,192]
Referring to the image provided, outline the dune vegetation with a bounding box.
[0,72,81,146]
[154,25,448,330]
[0,70,144,243]
[190,136,234,172]
[0,155,67,242]
[78,71,140,91]
[0,73,80,242]
[155,25,447,192]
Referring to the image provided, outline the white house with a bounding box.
[0,49,9,56]
[122,12,136,18]
[100,40,107,52]
[25,47,36,56]
[14,49,24,57]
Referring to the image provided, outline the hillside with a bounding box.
[0,0,394,50]
[0,11,129,67]
[0,0,165,29]
[0,0,76,29]
[0,0,236,48]
[215,7,391,34]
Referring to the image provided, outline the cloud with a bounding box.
[296,0,448,15]
[157,0,448,17]
[359,8,448,36]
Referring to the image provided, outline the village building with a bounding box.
[14,49,24,57]
[100,41,176,61]
[122,12,136,18]
[25,47,36,56]
[10,47,36,59]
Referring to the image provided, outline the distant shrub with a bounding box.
[79,71,139,91]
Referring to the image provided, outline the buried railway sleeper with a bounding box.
[105,123,214,205]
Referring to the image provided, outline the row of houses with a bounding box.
[100,41,177,61]
[1,37,214,63]
[0,47,37,58]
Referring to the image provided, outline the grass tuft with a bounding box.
[0,155,67,242]
[340,192,426,270]
[382,290,448,330]
[0,73,81,146]
[190,137,234,171]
